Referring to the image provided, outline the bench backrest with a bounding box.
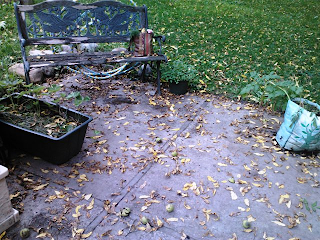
[14,0,148,46]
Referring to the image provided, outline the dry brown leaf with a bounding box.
[258,169,266,175]
[33,183,49,191]
[87,198,94,210]
[81,232,93,239]
[36,232,48,238]
[279,193,290,204]
[184,201,192,210]
[167,218,178,222]
[254,153,264,157]
[40,169,49,174]
[139,195,150,199]
[230,191,238,200]
[84,194,92,200]
[218,163,227,167]
[243,164,251,171]
[141,206,148,212]
[156,216,163,228]
[272,221,286,227]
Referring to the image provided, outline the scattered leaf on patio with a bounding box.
[272,221,286,227]
[279,194,290,204]
[81,232,93,239]
[139,195,150,199]
[184,201,192,210]
[87,198,94,210]
[84,194,92,200]
[243,164,251,171]
[33,183,49,191]
[258,169,266,174]
[230,191,238,200]
[254,153,264,156]
[218,163,227,167]
[156,216,163,227]
[167,218,178,222]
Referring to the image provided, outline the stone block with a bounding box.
[9,63,45,83]
[0,165,19,233]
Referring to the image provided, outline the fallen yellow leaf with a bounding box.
[139,195,150,199]
[167,218,178,222]
[272,221,286,227]
[254,153,264,157]
[81,232,92,239]
[230,191,238,200]
[98,140,107,145]
[218,163,227,167]
[184,201,192,210]
[87,198,94,210]
[258,169,266,175]
[33,183,49,191]
[156,216,163,227]
[149,99,156,106]
[243,164,251,171]
[207,176,216,182]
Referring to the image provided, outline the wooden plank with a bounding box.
[28,52,167,68]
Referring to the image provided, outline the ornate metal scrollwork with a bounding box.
[26,4,141,38]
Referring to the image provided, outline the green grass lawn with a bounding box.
[1,0,319,107]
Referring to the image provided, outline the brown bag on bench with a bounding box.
[131,28,153,56]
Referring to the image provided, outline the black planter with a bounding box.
[169,81,188,95]
[0,94,92,164]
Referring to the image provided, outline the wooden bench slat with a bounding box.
[28,52,167,68]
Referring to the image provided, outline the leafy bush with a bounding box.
[240,71,303,111]
[161,60,198,87]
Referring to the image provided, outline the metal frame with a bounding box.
[14,0,166,94]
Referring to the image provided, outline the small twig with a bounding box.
[125,219,136,237]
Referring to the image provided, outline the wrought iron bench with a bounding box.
[14,0,167,94]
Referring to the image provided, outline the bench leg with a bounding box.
[156,61,161,95]
[24,67,31,84]
[141,63,147,82]
[20,43,31,84]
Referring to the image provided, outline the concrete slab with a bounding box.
[2,74,320,240]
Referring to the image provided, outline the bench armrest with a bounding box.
[153,35,166,55]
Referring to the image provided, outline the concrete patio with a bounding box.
[2,74,320,240]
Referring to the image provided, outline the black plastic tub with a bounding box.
[0,94,92,164]
[169,81,188,95]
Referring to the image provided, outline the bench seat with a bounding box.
[28,51,167,68]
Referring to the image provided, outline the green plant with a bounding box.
[52,91,90,107]
[130,29,140,39]
[161,60,198,86]
[0,79,23,98]
[239,71,303,111]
